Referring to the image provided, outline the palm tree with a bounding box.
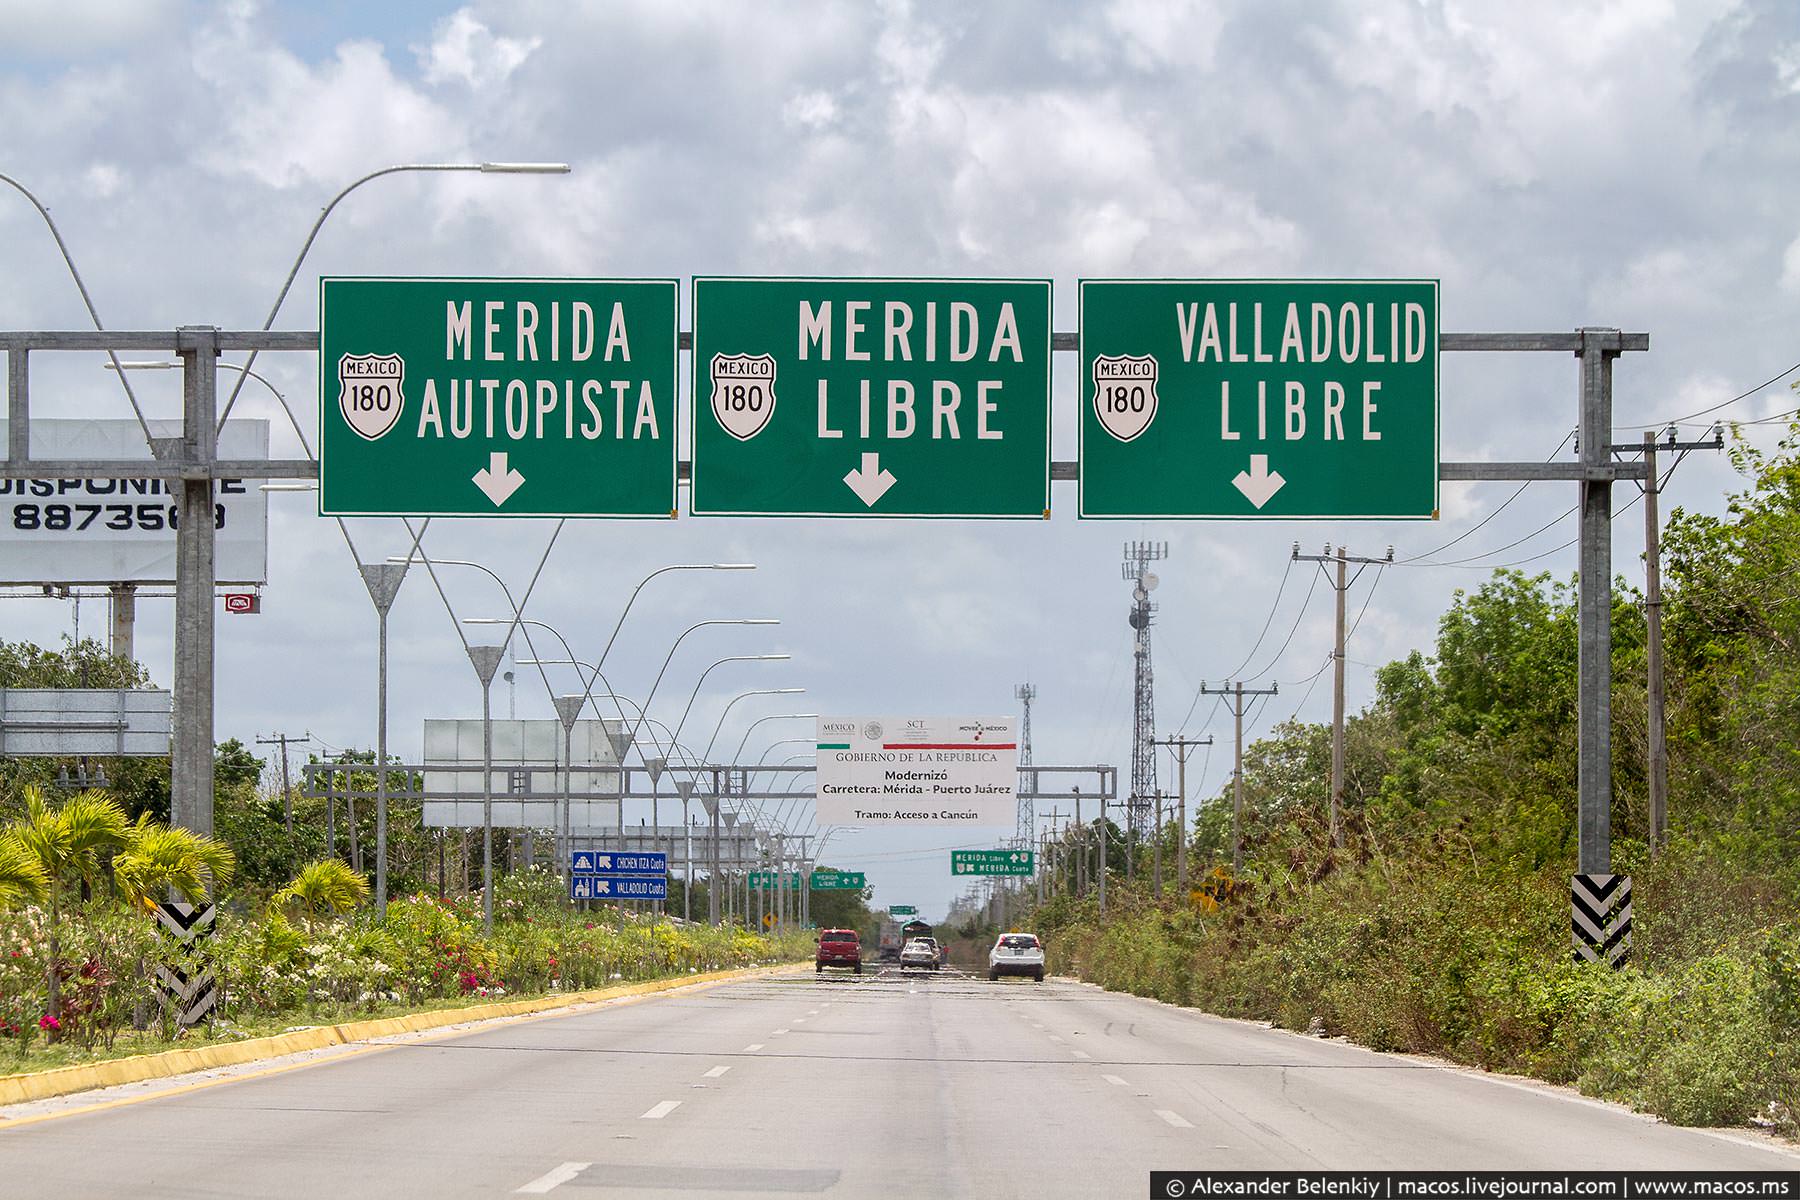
[3,787,131,1026]
[0,837,48,908]
[271,859,370,920]
[111,815,236,909]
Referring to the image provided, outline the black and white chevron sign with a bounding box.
[154,961,219,1025]
[1571,873,1631,967]
[153,901,219,1027]
[152,900,216,944]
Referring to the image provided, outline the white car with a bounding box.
[899,937,941,970]
[988,932,1045,982]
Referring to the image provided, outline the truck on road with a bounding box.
[877,919,903,962]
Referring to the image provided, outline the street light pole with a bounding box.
[467,645,505,936]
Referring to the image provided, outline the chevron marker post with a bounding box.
[1571,874,1631,968]
[154,900,219,1028]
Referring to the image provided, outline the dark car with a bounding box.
[815,928,862,974]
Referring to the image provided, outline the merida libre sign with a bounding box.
[1078,279,1439,519]
[690,278,1052,517]
[319,277,678,517]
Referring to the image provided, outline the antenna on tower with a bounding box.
[1014,682,1037,852]
[1121,541,1169,866]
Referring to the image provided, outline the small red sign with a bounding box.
[223,593,259,614]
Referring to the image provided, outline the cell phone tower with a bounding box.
[1123,541,1168,846]
[1014,682,1036,849]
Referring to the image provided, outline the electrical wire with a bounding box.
[1396,430,1575,564]
[1623,357,1800,430]
[1240,567,1322,680]
[1174,558,1293,731]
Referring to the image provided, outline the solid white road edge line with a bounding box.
[1156,1110,1194,1129]
[515,1161,590,1194]
[641,1101,681,1120]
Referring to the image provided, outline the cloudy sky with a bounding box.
[5,0,1800,920]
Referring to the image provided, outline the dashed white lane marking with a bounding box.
[772,1028,790,1036]
[807,1009,820,1015]
[793,1018,807,1023]
[1155,1110,1194,1129]
[743,1043,764,1052]
[1071,1050,1091,1059]
[641,1100,682,1120]
[1103,1075,1129,1087]
[515,1161,590,1194]
[1047,1035,1064,1044]
[704,1065,731,1078]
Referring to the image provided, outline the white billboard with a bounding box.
[815,716,1017,826]
[0,419,269,584]
[420,718,623,830]
[0,688,171,756]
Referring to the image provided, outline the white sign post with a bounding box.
[815,716,1017,826]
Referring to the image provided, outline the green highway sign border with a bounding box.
[689,276,1054,520]
[318,275,680,520]
[1077,277,1440,521]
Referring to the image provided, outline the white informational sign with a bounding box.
[815,716,1017,826]
[0,419,270,584]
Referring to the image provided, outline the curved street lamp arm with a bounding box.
[1,171,155,446]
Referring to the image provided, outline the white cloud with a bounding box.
[418,9,541,89]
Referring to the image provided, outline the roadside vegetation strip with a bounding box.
[0,960,805,1110]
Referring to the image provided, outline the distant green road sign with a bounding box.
[952,849,1034,876]
[748,871,802,890]
[690,278,1052,517]
[319,277,678,517]
[1079,280,1439,519]
[889,905,918,916]
[810,870,866,891]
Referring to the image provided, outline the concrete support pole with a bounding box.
[1644,432,1668,852]
[467,645,505,936]
[1577,329,1618,876]
[172,328,219,835]
[108,584,135,663]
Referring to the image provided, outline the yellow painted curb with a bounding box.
[0,961,800,1109]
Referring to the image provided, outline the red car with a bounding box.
[815,928,862,974]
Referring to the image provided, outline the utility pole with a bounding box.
[1152,791,1163,896]
[1631,425,1721,853]
[1291,544,1392,849]
[1199,681,1278,872]
[1151,733,1213,896]
[255,731,309,834]
[1038,807,1066,903]
[1122,542,1168,875]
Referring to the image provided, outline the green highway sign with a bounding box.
[951,849,1034,876]
[809,870,866,891]
[1078,280,1439,519]
[889,905,918,916]
[690,278,1052,517]
[748,871,802,890]
[319,277,678,517]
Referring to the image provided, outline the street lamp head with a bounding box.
[478,162,572,174]
[712,563,756,570]
[259,482,317,492]
[737,619,780,626]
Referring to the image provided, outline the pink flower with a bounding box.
[38,1014,59,1031]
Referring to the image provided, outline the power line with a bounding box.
[1175,557,1293,731]
[1623,356,1800,430]
[1396,430,1575,564]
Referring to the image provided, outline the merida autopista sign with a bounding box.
[690,278,1051,517]
[815,717,1017,826]
[319,278,677,517]
[1079,279,1439,519]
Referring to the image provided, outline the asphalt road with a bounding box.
[0,965,1794,1198]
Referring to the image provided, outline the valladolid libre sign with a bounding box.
[1079,279,1439,519]
[814,717,1017,826]
[319,278,678,517]
[690,278,1052,517]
